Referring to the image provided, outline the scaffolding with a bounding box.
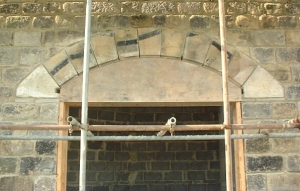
[1,0,300,191]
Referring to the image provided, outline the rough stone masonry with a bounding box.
[0,0,300,190]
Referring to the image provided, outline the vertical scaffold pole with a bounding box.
[79,0,92,190]
[218,0,233,191]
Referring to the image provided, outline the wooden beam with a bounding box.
[57,102,69,191]
[233,102,246,191]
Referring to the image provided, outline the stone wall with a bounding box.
[0,0,300,190]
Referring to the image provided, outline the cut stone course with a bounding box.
[203,2,218,14]
[20,157,56,175]
[248,2,264,15]
[14,31,41,46]
[246,156,283,172]
[227,2,247,14]
[272,102,297,118]
[141,2,176,14]
[0,16,4,28]
[291,64,300,82]
[36,140,56,155]
[262,64,290,82]
[242,103,272,119]
[286,84,300,100]
[121,2,139,13]
[62,2,85,14]
[2,104,39,120]
[153,14,165,27]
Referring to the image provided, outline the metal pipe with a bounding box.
[1,133,300,141]
[80,0,92,189]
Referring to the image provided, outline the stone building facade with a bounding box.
[0,0,300,190]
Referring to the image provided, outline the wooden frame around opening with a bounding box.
[57,102,246,191]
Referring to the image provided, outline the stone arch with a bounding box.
[16,28,284,100]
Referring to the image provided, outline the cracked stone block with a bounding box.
[183,33,211,63]
[288,155,300,172]
[91,33,118,64]
[0,176,32,191]
[267,174,300,191]
[247,174,266,191]
[161,29,185,58]
[246,156,283,172]
[1,140,34,155]
[34,176,56,191]
[138,28,161,56]
[250,47,275,63]
[243,66,284,98]
[115,29,139,58]
[14,31,41,46]
[16,66,59,98]
[254,30,285,45]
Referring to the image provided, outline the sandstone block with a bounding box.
[42,31,55,46]
[0,86,14,102]
[161,29,185,58]
[0,48,19,65]
[92,2,119,14]
[227,2,247,14]
[63,2,85,14]
[278,16,297,28]
[90,33,118,64]
[250,47,275,63]
[286,30,300,44]
[286,3,300,14]
[270,137,300,153]
[235,15,259,29]
[6,16,30,28]
[14,31,41,46]
[254,30,285,45]
[0,4,19,14]
[55,15,73,29]
[272,102,297,118]
[32,16,54,28]
[190,15,210,29]
[20,157,56,175]
[2,104,39,120]
[40,104,59,121]
[166,15,188,29]
[22,3,41,14]
[259,15,277,29]
[34,176,56,191]
[0,31,12,46]
[115,29,139,58]
[277,47,300,63]
[121,1,139,13]
[43,2,61,14]
[246,174,266,191]
[97,15,130,29]
[177,2,202,14]
[245,138,269,153]
[2,67,30,84]
[20,48,49,65]
[0,176,32,191]
[130,14,153,28]
[267,173,300,191]
[183,33,211,64]
[248,2,264,15]
[226,29,254,45]
[242,103,272,119]
[153,15,165,27]
[0,158,17,173]
[246,156,283,172]
[141,2,176,14]
[1,140,34,155]
[264,3,283,14]
[203,2,218,14]
[287,155,300,171]
[262,64,290,82]
[55,30,85,46]
[286,84,300,100]
[138,28,161,56]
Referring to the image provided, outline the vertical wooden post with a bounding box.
[57,102,69,191]
[233,102,246,190]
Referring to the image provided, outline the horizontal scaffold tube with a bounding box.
[0,123,300,131]
[1,133,300,141]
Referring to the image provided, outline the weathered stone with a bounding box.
[190,15,210,29]
[0,48,19,65]
[14,31,41,46]
[43,2,61,14]
[247,174,267,191]
[130,14,153,28]
[0,176,32,191]
[0,31,12,46]
[62,2,85,14]
[285,3,300,14]
[36,140,56,155]
[115,29,139,58]
[254,30,285,45]
[246,156,283,172]
[273,102,297,118]
[92,2,119,14]
[0,86,14,102]
[286,85,300,100]
[267,174,300,191]
[55,30,85,46]
[40,103,59,121]
[278,16,297,28]
[226,30,254,45]
[262,64,290,82]
[97,15,130,29]
[16,66,59,98]
[183,33,211,64]
[20,157,56,175]
[32,16,54,28]
[203,2,218,14]
[211,15,234,29]
[242,103,272,119]
[204,41,229,71]
[0,4,19,14]
[138,28,161,56]
[34,176,56,191]
[142,2,176,14]
[287,155,300,171]
[245,138,269,153]
[6,16,30,28]
[2,104,39,120]
[20,48,49,65]
[227,2,247,14]
[259,15,277,29]
[42,31,55,46]
[264,3,283,14]
[165,15,188,29]
[277,47,300,63]
[22,3,41,14]
[248,2,264,15]
[55,15,73,29]
[1,140,34,155]
[2,67,30,84]
[0,158,17,173]
[270,137,300,153]
[235,15,259,29]
[91,33,118,64]
[153,15,165,27]
[121,1,139,13]
[178,2,202,14]
[286,30,300,44]
[243,66,284,98]
[250,47,275,63]
[161,29,185,58]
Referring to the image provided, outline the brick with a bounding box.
[286,3,300,14]
[190,15,210,29]
[144,172,163,180]
[287,155,300,171]
[36,140,56,155]
[250,47,275,63]
[0,31,12,46]
[264,3,283,14]
[98,151,114,161]
[20,157,56,175]
[259,15,276,29]
[227,2,247,14]
[168,142,186,151]
[156,152,175,161]
[246,156,283,172]
[273,102,297,118]
[242,103,272,118]
[277,47,300,63]
[86,171,97,182]
[113,185,129,191]
[267,173,300,191]
[190,161,208,170]
[106,142,121,151]
[0,158,17,173]
[171,162,189,170]
[128,185,147,191]
[137,152,155,160]
[210,161,220,170]
[168,185,187,191]
[0,86,14,102]
[152,162,169,170]
[178,2,202,14]
[106,162,122,171]
[32,16,54,28]
[245,138,269,153]
[164,171,182,180]
[63,2,85,14]
[88,162,105,171]
[189,184,206,191]
[22,3,41,14]
[92,2,119,14]
[115,152,130,161]
[196,151,218,160]
[68,150,79,160]
[150,185,167,191]
[141,2,176,14]
[0,4,19,14]
[207,141,219,150]
[254,30,285,45]
[188,171,205,180]
[207,170,220,180]
[270,137,300,153]
[121,2,139,13]
[55,15,73,29]
[247,174,266,191]
[176,152,194,160]
[88,141,104,150]
[0,176,32,191]
[128,162,146,170]
[166,15,188,29]
[278,16,297,28]
[248,2,264,15]
[2,104,39,120]
[43,2,61,14]
[286,85,300,100]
